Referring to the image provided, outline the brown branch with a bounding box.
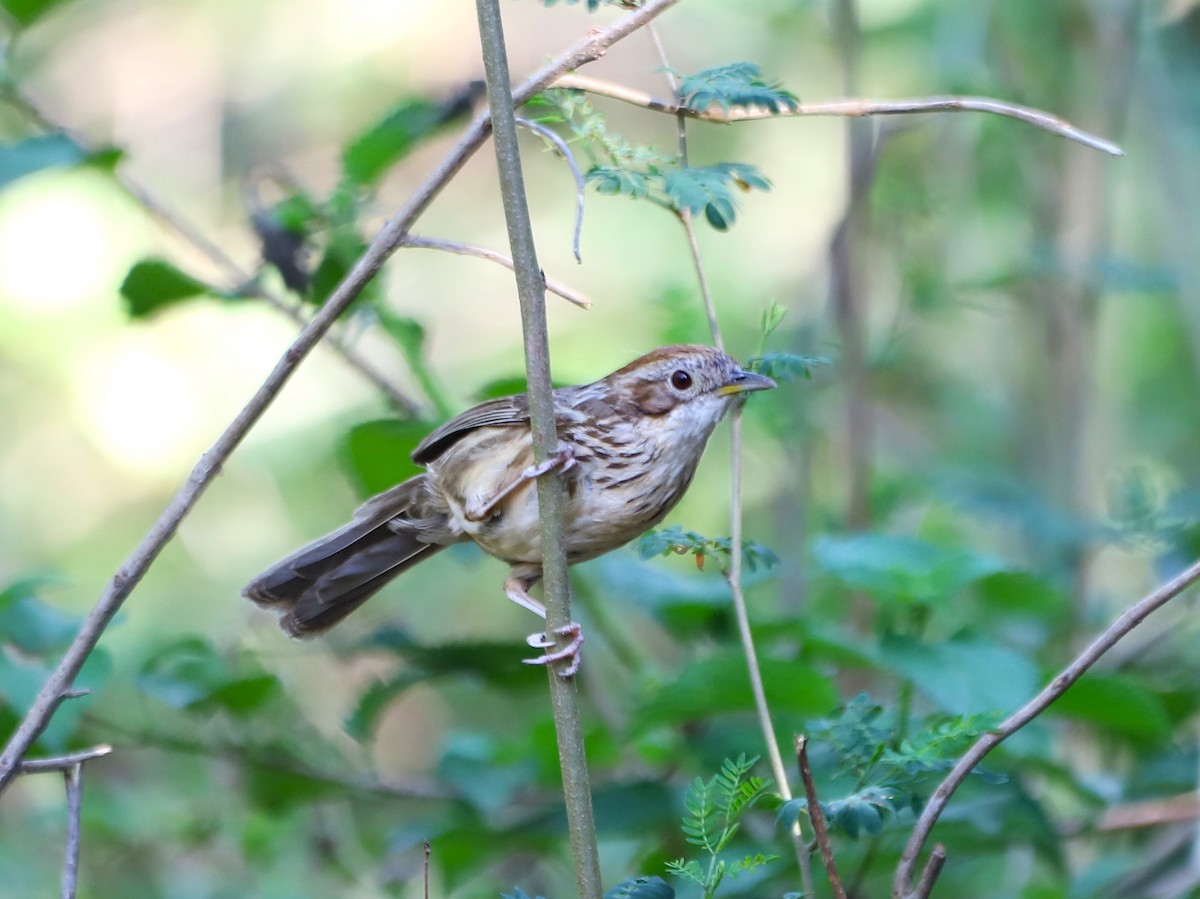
[61,762,83,899]
[795,735,848,899]
[893,556,1200,899]
[552,73,1125,157]
[17,745,112,774]
[1099,794,1200,832]
[399,235,592,308]
[0,0,683,797]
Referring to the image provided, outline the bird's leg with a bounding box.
[503,570,584,678]
[464,443,576,523]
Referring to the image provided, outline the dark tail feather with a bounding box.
[244,477,451,637]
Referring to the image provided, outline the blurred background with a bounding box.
[3,0,1200,896]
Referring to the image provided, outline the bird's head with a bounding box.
[602,344,776,442]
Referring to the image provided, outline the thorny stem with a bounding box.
[0,0,683,797]
[475,1,602,898]
[646,20,811,897]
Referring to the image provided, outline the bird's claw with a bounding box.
[523,622,584,678]
[522,442,576,481]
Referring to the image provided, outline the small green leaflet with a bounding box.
[663,163,770,230]
[119,258,215,318]
[675,62,799,115]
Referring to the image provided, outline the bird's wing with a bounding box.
[411,393,531,464]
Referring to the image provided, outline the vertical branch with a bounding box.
[61,763,83,899]
[473,2,603,898]
[795,736,848,899]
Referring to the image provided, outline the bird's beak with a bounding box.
[717,368,777,396]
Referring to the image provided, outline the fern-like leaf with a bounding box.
[663,164,770,230]
[676,62,799,114]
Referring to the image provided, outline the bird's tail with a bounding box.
[243,475,453,637]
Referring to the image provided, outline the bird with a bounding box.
[243,344,776,676]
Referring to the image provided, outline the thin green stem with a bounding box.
[474,1,602,897]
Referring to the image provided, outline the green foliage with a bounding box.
[119,258,217,317]
[674,62,798,115]
[339,418,430,495]
[543,89,774,230]
[662,163,771,230]
[343,83,482,186]
[781,696,1004,840]
[747,352,827,383]
[637,525,778,574]
[667,755,777,898]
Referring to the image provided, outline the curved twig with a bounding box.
[552,73,1125,157]
[399,235,592,308]
[893,557,1200,899]
[515,116,586,263]
[0,0,683,797]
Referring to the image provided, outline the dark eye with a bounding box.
[670,370,693,390]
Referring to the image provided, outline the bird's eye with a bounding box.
[670,370,693,390]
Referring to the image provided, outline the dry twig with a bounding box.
[795,735,848,899]
[552,73,1125,157]
[399,235,592,308]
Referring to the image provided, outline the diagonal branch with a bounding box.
[399,235,592,308]
[552,73,1125,157]
[0,0,683,797]
[893,556,1200,899]
[796,735,848,899]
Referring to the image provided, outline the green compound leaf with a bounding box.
[676,62,799,114]
[663,163,770,230]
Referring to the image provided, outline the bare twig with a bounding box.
[795,735,848,899]
[4,88,424,415]
[17,745,112,774]
[893,557,1200,899]
[552,73,1125,157]
[399,235,592,308]
[61,762,83,899]
[423,840,431,899]
[515,116,586,263]
[0,0,683,797]
[475,2,604,899]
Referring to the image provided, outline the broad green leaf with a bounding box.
[0,590,78,653]
[343,84,482,185]
[630,651,837,733]
[437,732,537,814]
[878,633,1039,716]
[339,418,431,496]
[813,533,1006,607]
[119,258,214,318]
[1051,674,1172,740]
[0,135,87,191]
[344,670,425,741]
